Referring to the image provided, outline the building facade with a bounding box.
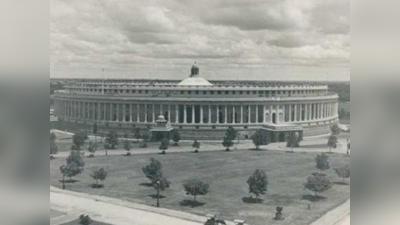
[53,65,339,140]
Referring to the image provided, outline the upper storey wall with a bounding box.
[58,80,333,99]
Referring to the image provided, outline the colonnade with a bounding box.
[54,100,339,125]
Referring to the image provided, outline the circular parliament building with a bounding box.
[53,64,339,141]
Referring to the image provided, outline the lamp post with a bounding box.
[347,139,350,155]
[156,180,160,207]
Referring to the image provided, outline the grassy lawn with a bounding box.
[50,150,350,225]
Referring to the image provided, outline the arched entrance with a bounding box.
[272,113,277,124]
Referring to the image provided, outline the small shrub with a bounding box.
[79,214,92,225]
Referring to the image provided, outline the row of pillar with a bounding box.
[54,101,338,124]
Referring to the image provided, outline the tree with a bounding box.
[159,138,169,154]
[251,130,265,150]
[133,128,141,143]
[192,140,201,153]
[330,124,341,135]
[287,132,301,152]
[88,141,96,157]
[335,165,350,184]
[339,108,347,119]
[92,123,98,151]
[79,214,92,225]
[327,135,338,153]
[50,133,58,158]
[60,162,82,185]
[304,173,332,197]
[141,133,150,148]
[50,132,57,142]
[315,153,330,171]
[226,127,238,141]
[63,151,85,181]
[67,150,85,168]
[222,135,233,151]
[90,168,107,187]
[247,169,268,201]
[124,140,131,156]
[142,158,163,184]
[105,131,119,149]
[153,177,170,207]
[183,179,210,203]
[172,130,181,146]
[72,132,88,150]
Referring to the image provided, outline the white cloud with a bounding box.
[50,0,350,81]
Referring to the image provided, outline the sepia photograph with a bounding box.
[50,0,350,225]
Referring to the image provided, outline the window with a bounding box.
[277,91,281,94]
[225,91,229,94]
[218,91,222,94]
[196,126,199,129]
[188,91,192,94]
[120,90,123,93]
[196,91,199,95]
[239,91,243,94]
[253,91,257,94]
[203,91,207,94]
[181,91,184,94]
[212,126,216,129]
[138,90,142,93]
[259,91,264,94]
[210,91,214,94]
[247,91,250,94]
[126,90,129,93]
[132,90,136,93]
[232,91,236,94]
[145,90,148,93]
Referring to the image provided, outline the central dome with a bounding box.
[178,77,213,86]
[177,63,213,86]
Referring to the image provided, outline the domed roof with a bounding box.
[177,77,213,86]
[178,62,213,86]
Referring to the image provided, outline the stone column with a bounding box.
[144,104,148,122]
[270,105,274,123]
[123,104,126,122]
[129,104,132,122]
[92,102,95,120]
[200,105,203,124]
[224,105,228,124]
[152,104,155,122]
[136,104,140,122]
[208,105,211,124]
[255,105,259,123]
[240,105,244,124]
[175,104,179,123]
[103,103,106,121]
[184,105,187,124]
[263,105,266,123]
[232,105,236,124]
[192,105,195,124]
[248,105,251,123]
[289,105,292,122]
[98,103,101,120]
[294,104,297,122]
[304,103,308,121]
[217,106,220,123]
[168,105,171,121]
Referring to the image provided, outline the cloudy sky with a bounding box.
[50,0,350,81]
